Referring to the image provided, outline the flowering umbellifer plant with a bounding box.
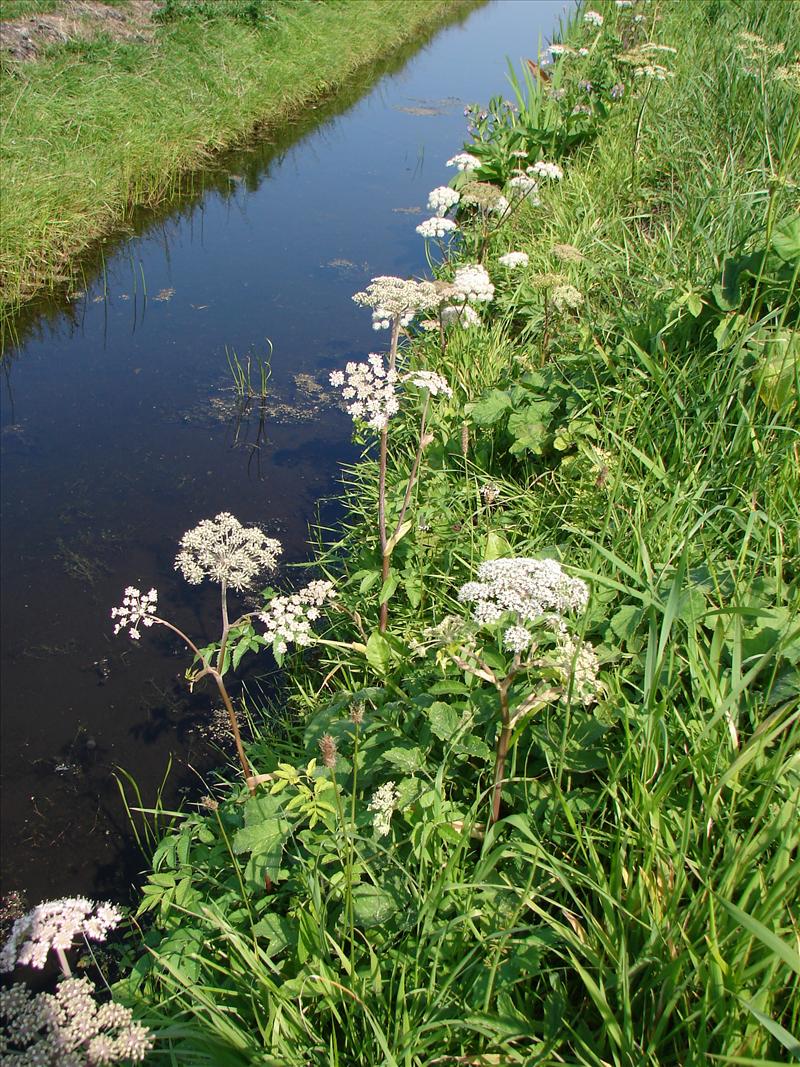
[112,513,283,792]
[341,279,455,632]
[422,557,600,825]
[0,897,153,1065]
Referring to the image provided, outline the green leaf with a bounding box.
[427,701,460,740]
[360,570,381,594]
[379,572,400,605]
[365,631,391,673]
[507,411,548,455]
[610,604,642,642]
[351,884,400,928]
[453,734,492,760]
[382,746,427,773]
[686,292,703,317]
[484,529,511,561]
[385,519,413,556]
[467,388,513,426]
[252,914,297,957]
[771,214,800,263]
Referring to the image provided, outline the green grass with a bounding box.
[0,0,473,318]
[92,0,799,1063]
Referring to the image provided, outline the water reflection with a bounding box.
[0,0,568,903]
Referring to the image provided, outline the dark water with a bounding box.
[0,0,567,904]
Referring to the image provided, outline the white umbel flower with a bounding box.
[368,781,399,837]
[427,185,460,215]
[175,513,282,591]
[508,174,541,201]
[452,264,495,303]
[440,303,482,329]
[528,160,564,181]
[1,898,122,972]
[416,216,459,239]
[353,275,439,330]
[330,353,399,431]
[498,251,529,269]
[111,587,158,640]
[259,580,335,655]
[403,370,453,397]
[458,558,589,626]
[584,10,604,26]
[446,152,481,172]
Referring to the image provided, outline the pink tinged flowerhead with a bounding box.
[0,897,122,972]
[584,10,604,26]
[175,512,281,591]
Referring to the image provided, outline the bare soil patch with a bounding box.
[0,1,156,60]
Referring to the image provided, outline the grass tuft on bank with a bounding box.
[0,0,473,318]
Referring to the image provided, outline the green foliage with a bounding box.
[115,0,800,1062]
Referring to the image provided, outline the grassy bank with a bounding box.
[2,0,797,1063]
[0,0,473,318]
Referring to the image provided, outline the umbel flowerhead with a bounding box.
[0,897,122,972]
[175,512,282,591]
[353,275,439,330]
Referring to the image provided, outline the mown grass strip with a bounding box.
[0,0,476,317]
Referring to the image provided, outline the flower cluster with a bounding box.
[416,217,458,239]
[452,264,495,304]
[551,284,584,311]
[175,513,281,591]
[259,579,335,656]
[556,634,601,706]
[1,898,122,972]
[528,160,563,182]
[583,10,604,27]
[330,353,399,430]
[353,275,439,330]
[498,251,529,269]
[427,185,460,216]
[110,587,157,640]
[0,978,154,1065]
[460,181,508,215]
[508,174,541,201]
[551,243,584,264]
[458,558,589,630]
[440,303,482,329]
[446,152,480,172]
[403,370,453,397]
[368,781,399,837]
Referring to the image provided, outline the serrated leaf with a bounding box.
[427,701,460,740]
[507,411,548,455]
[383,746,427,773]
[610,604,642,642]
[454,734,492,760]
[467,388,513,426]
[252,914,297,957]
